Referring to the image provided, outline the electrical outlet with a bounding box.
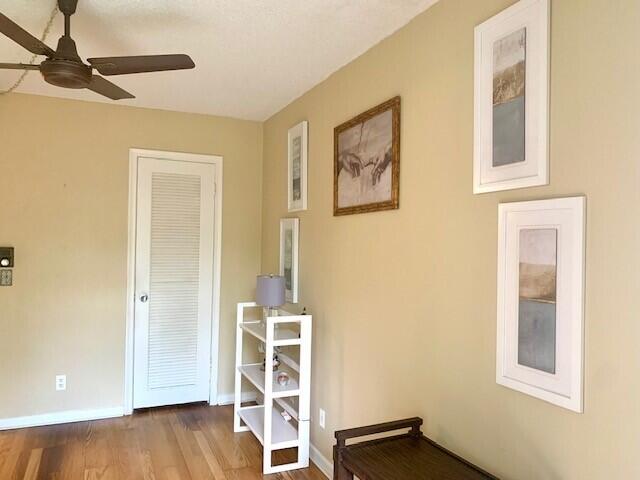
[55,375,66,391]
[0,270,12,287]
[319,408,326,429]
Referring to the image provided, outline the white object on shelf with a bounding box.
[275,396,299,422]
[234,302,312,474]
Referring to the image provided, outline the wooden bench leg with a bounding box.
[333,446,353,479]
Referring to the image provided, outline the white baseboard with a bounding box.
[0,406,124,431]
[310,443,333,479]
[216,392,257,406]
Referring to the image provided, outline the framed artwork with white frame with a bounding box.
[279,218,299,303]
[288,121,308,212]
[473,0,549,194]
[497,196,585,412]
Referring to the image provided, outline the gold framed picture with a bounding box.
[334,96,400,216]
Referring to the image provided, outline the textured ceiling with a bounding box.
[0,0,439,120]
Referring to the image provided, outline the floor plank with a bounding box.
[0,405,327,480]
[21,447,41,480]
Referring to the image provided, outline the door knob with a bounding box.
[140,293,149,303]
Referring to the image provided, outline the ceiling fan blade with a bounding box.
[87,54,195,76]
[86,75,135,100]
[0,13,55,56]
[0,63,40,70]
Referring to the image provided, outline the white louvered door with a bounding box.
[133,157,215,408]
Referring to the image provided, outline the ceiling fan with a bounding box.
[0,0,195,100]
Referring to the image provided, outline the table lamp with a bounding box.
[256,274,285,319]
[256,274,285,371]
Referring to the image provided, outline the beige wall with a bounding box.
[0,93,263,418]
[261,0,640,478]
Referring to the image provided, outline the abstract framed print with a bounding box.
[288,121,308,212]
[497,197,585,412]
[279,218,299,303]
[474,0,549,193]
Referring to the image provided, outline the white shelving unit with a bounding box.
[234,302,312,474]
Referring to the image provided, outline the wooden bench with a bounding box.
[333,417,498,479]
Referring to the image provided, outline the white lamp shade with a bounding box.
[256,275,285,307]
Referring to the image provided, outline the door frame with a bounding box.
[124,148,223,415]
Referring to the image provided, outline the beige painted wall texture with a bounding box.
[261,0,640,478]
[0,93,263,418]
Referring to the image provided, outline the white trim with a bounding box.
[125,148,224,414]
[124,156,137,415]
[217,391,258,406]
[210,158,223,407]
[310,443,332,479]
[0,407,124,431]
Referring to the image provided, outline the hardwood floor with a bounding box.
[0,404,327,480]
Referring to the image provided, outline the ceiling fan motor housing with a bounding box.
[39,33,90,89]
[40,59,91,89]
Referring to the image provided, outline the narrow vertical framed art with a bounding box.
[279,218,299,303]
[474,0,549,193]
[496,197,585,412]
[288,121,308,212]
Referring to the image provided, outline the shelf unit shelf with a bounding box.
[278,352,300,372]
[237,405,299,450]
[239,321,301,346]
[234,302,312,475]
[238,364,300,398]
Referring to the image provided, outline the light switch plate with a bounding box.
[0,247,14,268]
[0,270,12,286]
